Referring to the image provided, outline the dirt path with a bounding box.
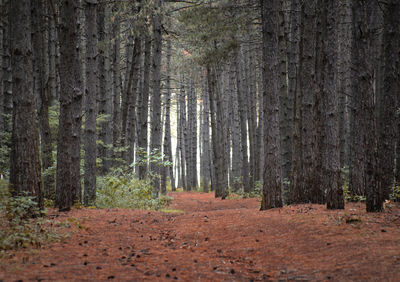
[1,192,400,281]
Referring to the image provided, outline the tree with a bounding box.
[260,0,282,209]
[150,0,163,194]
[376,0,399,200]
[56,0,84,211]
[83,0,98,206]
[351,0,381,212]
[320,0,343,209]
[9,0,43,210]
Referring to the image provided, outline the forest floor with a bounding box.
[1,192,400,281]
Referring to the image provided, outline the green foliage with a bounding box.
[0,129,11,178]
[96,168,171,210]
[0,180,57,250]
[343,184,366,202]
[228,180,262,199]
[390,184,400,202]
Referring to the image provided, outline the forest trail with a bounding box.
[1,192,400,281]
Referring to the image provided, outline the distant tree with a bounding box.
[9,0,43,210]
[55,0,84,211]
[260,0,283,209]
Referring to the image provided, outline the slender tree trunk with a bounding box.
[150,0,163,195]
[235,47,250,193]
[32,0,55,200]
[201,74,211,193]
[179,74,188,190]
[377,0,399,200]
[112,7,122,166]
[56,0,84,210]
[83,0,98,206]
[9,0,43,210]
[2,0,12,134]
[137,34,151,178]
[161,38,175,194]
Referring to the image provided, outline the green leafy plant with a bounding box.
[0,180,58,250]
[96,168,171,210]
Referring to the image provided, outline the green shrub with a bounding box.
[96,169,171,210]
[0,180,57,250]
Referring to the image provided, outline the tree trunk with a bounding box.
[56,0,84,211]
[377,0,399,200]
[112,7,122,167]
[83,0,98,206]
[235,47,250,193]
[161,38,175,194]
[260,0,283,209]
[137,34,151,178]
[320,0,344,209]
[352,0,382,212]
[150,0,163,195]
[9,0,43,210]
[32,0,55,200]
[201,73,211,193]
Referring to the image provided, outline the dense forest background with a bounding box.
[0,0,399,213]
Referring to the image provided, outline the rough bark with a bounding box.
[32,0,55,200]
[112,7,122,166]
[56,0,84,210]
[137,34,151,178]
[352,0,381,212]
[260,0,283,209]
[161,38,175,194]
[321,0,344,209]
[150,0,163,194]
[201,74,211,193]
[83,0,98,206]
[9,0,43,210]
[377,0,399,200]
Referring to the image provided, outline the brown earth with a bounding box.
[1,192,400,281]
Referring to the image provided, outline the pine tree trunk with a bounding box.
[150,0,163,195]
[56,0,84,211]
[161,38,175,194]
[2,0,12,134]
[352,0,381,212]
[201,74,211,192]
[377,0,399,199]
[97,3,113,173]
[83,0,98,206]
[9,0,43,210]
[320,0,343,209]
[179,75,188,190]
[32,0,55,200]
[112,7,122,166]
[137,34,151,178]
[260,0,283,209]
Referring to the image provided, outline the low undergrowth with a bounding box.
[96,169,171,210]
[0,180,60,251]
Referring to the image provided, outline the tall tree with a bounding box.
[83,0,98,206]
[137,34,151,179]
[260,0,283,209]
[351,0,381,212]
[9,0,43,209]
[32,0,55,200]
[56,0,84,211]
[150,0,163,194]
[161,38,175,194]
[320,0,343,209]
[377,0,399,200]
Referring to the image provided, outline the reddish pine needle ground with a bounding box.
[1,192,400,281]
